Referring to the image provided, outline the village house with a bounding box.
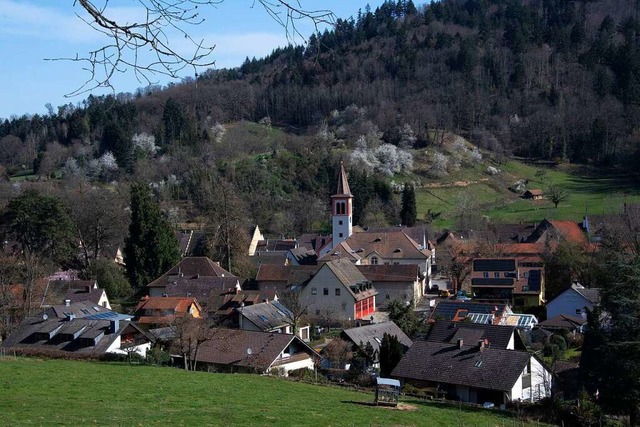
[392,339,553,405]
[429,300,538,331]
[41,279,111,309]
[470,258,544,307]
[357,264,423,307]
[546,283,600,320]
[1,301,152,357]
[146,256,237,297]
[525,219,589,246]
[299,259,377,322]
[189,329,318,376]
[427,320,527,350]
[134,296,203,327]
[340,321,412,368]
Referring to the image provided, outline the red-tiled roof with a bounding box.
[548,220,588,245]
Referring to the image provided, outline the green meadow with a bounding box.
[0,358,546,426]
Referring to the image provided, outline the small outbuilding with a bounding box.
[375,377,401,407]
[523,189,544,200]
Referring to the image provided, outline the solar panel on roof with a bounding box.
[473,259,516,272]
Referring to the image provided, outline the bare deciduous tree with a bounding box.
[62,1,335,95]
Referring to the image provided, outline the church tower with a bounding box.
[332,162,353,248]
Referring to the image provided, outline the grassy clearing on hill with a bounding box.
[0,358,546,426]
[412,156,640,229]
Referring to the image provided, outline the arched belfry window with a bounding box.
[336,201,346,215]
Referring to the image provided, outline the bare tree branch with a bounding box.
[51,1,334,96]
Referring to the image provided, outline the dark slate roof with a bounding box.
[41,280,106,307]
[427,321,521,350]
[324,259,378,301]
[573,286,601,304]
[194,329,318,371]
[240,302,293,331]
[296,233,331,252]
[473,259,517,272]
[429,301,510,323]
[1,316,148,356]
[147,257,235,288]
[392,341,533,392]
[44,301,116,319]
[341,321,413,355]
[289,247,318,265]
[539,314,586,329]
[163,277,242,305]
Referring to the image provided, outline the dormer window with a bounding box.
[370,256,379,265]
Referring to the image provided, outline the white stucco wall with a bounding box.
[302,267,358,321]
[375,280,420,307]
[511,356,552,402]
[271,357,315,376]
[106,336,151,358]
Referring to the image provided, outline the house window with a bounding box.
[323,288,329,296]
[393,262,400,265]
[311,287,317,295]
[386,294,390,299]
[339,233,343,238]
[338,220,343,225]
[576,309,582,315]
[371,256,379,265]
[335,288,341,296]
[494,272,500,278]
[316,310,320,315]
[483,272,489,278]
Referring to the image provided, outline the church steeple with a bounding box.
[331,162,353,248]
[336,161,351,196]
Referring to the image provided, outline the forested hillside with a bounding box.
[0,0,639,240]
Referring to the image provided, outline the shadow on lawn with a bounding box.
[565,167,640,195]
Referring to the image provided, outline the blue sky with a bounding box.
[0,1,387,119]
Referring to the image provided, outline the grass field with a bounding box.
[0,358,546,426]
[413,157,640,229]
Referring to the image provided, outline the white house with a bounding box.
[299,259,377,322]
[392,340,552,405]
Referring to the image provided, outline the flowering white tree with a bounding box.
[210,123,226,144]
[350,139,413,176]
[132,133,159,156]
[63,158,81,177]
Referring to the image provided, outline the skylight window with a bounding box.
[474,360,483,368]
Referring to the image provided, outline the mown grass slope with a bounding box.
[412,154,640,229]
[0,358,545,426]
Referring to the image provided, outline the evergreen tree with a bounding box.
[581,230,640,424]
[400,183,417,227]
[379,332,404,377]
[124,183,180,290]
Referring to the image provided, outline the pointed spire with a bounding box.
[336,161,352,196]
